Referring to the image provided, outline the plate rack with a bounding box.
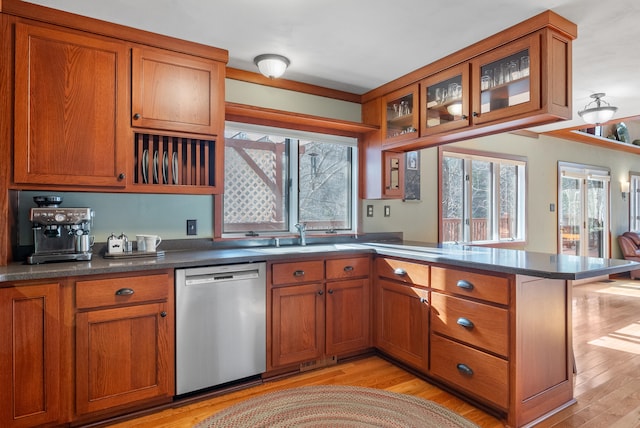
[134,133,215,187]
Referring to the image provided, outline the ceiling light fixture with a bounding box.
[578,93,618,124]
[254,54,290,79]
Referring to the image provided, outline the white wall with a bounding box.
[362,132,640,258]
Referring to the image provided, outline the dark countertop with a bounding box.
[1,240,637,283]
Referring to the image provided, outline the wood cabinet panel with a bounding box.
[326,256,370,280]
[325,278,370,355]
[431,334,508,409]
[272,260,324,285]
[430,292,509,356]
[131,46,223,135]
[75,273,170,309]
[13,22,128,187]
[375,278,429,371]
[271,283,324,367]
[75,302,173,415]
[431,266,509,305]
[0,283,62,427]
[375,257,429,287]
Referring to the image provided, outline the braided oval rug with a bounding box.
[195,385,480,427]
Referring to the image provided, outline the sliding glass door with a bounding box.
[558,164,609,257]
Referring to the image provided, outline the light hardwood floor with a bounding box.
[107,278,640,428]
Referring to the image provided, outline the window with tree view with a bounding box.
[440,149,526,244]
[223,124,357,236]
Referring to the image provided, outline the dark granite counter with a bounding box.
[1,241,637,283]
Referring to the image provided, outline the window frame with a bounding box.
[438,146,527,246]
[219,122,359,240]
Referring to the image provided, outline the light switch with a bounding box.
[366,205,374,217]
[384,205,391,217]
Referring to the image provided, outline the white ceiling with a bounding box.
[25,0,640,131]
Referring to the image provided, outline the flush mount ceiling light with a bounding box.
[254,54,290,79]
[578,93,618,124]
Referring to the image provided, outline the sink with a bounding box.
[249,244,357,255]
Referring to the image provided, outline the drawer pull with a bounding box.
[293,270,305,277]
[393,268,407,276]
[457,317,475,329]
[456,280,474,291]
[456,363,474,376]
[343,265,354,272]
[115,288,134,296]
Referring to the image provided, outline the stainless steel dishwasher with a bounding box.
[175,262,266,395]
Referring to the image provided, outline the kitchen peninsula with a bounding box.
[1,241,637,427]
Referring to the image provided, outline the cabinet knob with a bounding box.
[118,173,126,180]
[461,115,468,120]
[457,317,475,329]
[293,270,305,277]
[456,363,474,376]
[472,111,479,117]
[419,297,428,304]
[328,289,334,294]
[115,288,134,296]
[318,290,324,296]
[133,113,141,120]
[160,311,167,317]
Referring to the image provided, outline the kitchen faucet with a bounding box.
[295,223,307,246]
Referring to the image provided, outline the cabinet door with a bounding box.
[381,85,419,145]
[13,22,128,187]
[471,34,540,125]
[75,302,173,415]
[0,283,62,427]
[271,283,324,368]
[326,278,370,355]
[131,46,223,135]
[375,279,429,372]
[420,63,471,136]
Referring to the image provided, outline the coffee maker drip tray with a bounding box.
[27,251,92,265]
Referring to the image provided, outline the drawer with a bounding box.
[375,257,429,287]
[326,256,370,280]
[431,292,509,356]
[431,266,509,305]
[272,260,324,285]
[431,334,508,409]
[76,273,170,309]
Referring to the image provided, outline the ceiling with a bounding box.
[25,0,640,132]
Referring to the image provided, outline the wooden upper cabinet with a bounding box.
[13,22,128,187]
[420,63,471,137]
[131,46,223,135]
[381,85,419,146]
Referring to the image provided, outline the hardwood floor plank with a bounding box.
[107,278,640,428]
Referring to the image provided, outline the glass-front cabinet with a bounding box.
[420,63,470,137]
[471,35,540,125]
[382,86,419,144]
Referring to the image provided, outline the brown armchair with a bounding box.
[617,232,640,279]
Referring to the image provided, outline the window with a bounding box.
[440,148,526,244]
[223,123,357,237]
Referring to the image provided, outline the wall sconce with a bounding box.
[253,54,290,79]
[578,93,618,124]
[621,181,630,200]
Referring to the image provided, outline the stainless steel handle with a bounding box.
[457,317,474,329]
[456,280,474,290]
[115,288,134,296]
[393,268,407,276]
[293,270,305,277]
[457,363,474,376]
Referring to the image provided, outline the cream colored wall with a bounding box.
[362,133,640,258]
[225,79,361,122]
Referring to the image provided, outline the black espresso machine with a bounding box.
[27,196,94,264]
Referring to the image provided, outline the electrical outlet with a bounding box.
[366,205,374,217]
[384,205,391,217]
[186,219,197,235]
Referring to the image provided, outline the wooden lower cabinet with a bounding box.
[0,282,64,428]
[74,271,175,419]
[375,278,429,372]
[269,256,371,371]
